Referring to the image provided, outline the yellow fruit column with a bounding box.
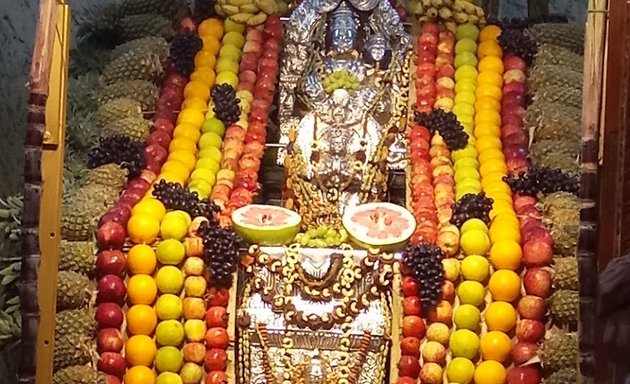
[473,24,520,384]
[444,22,485,384]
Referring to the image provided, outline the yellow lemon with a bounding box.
[461,218,488,234]
[460,229,491,256]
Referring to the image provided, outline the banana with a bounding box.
[452,1,464,12]
[228,0,250,5]
[246,11,268,26]
[230,12,254,23]
[443,0,453,5]
[239,3,260,13]
[421,0,432,8]
[255,0,277,14]
[426,6,438,18]
[438,7,453,19]
[454,12,468,23]
[467,14,479,23]
[461,1,476,14]
[215,4,227,16]
[430,0,443,7]
[220,4,241,15]
[414,3,424,15]
[444,21,457,33]
[475,6,484,17]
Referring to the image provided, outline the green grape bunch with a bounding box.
[322,69,361,94]
[294,225,349,248]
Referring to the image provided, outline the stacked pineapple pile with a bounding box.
[53,0,191,382]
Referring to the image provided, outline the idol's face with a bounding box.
[330,17,358,54]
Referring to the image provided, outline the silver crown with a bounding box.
[331,1,358,22]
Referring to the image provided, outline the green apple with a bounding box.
[199,132,222,149]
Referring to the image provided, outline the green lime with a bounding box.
[456,23,480,41]
[446,357,475,384]
[461,255,490,281]
[156,238,186,265]
[449,329,480,359]
[157,372,183,384]
[223,31,246,49]
[155,319,185,346]
[453,304,481,331]
[457,280,486,306]
[155,294,183,321]
[163,210,192,227]
[461,219,488,234]
[455,38,478,54]
[460,229,491,255]
[202,117,226,136]
[454,65,478,82]
[188,179,213,198]
[155,346,184,373]
[451,145,478,162]
[454,52,478,69]
[155,266,184,294]
[199,132,223,149]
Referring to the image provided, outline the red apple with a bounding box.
[403,296,422,316]
[163,73,188,90]
[502,91,526,107]
[513,195,538,212]
[400,336,421,357]
[246,29,264,43]
[516,319,545,343]
[440,280,456,302]
[523,268,553,298]
[503,81,527,95]
[503,55,527,71]
[397,377,416,384]
[437,64,455,78]
[153,109,178,124]
[153,117,175,135]
[98,352,126,377]
[507,366,542,384]
[502,113,523,128]
[105,376,122,384]
[427,301,453,326]
[419,363,443,384]
[512,342,539,366]
[96,250,127,276]
[504,69,526,84]
[97,221,126,250]
[95,303,124,329]
[522,240,553,267]
[97,328,124,353]
[402,315,426,339]
[146,130,171,150]
[522,226,554,247]
[402,277,419,297]
[398,355,421,378]
[416,62,437,77]
[145,143,169,165]
[97,275,127,304]
[145,159,162,174]
[517,295,547,320]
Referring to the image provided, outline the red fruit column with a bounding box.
[501,51,551,382]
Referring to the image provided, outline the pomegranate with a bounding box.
[204,348,228,371]
[205,327,229,349]
[398,355,421,378]
[205,306,228,328]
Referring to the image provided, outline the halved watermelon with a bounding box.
[232,204,302,246]
[342,202,416,251]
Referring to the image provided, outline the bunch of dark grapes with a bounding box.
[152,180,220,221]
[194,0,216,21]
[88,134,145,178]
[498,28,537,66]
[170,33,203,76]
[503,172,537,196]
[504,166,579,196]
[402,243,444,310]
[450,192,494,227]
[198,220,243,288]
[415,109,468,150]
[212,84,240,127]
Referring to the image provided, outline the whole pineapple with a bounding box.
[541,192,580,256]
[101,117,152,142]
[535,43,584,72]
[119,14,175,42]
[55,308,96,339]
[544,367,578,384]
[528,23,585,54]
[58,240,97,276]
[53,365,108,384]
[530,140,581,176]
[549,289,579,326]
[92,98,144,129]
[61,200,105,241]
[529,65,583,94]
[56,271,95,310]
[71,183,120,208]
[534,83,584,110]
[540,329,578,371]
[540,192,580,219]
[97,80,159,110]
[525,99,581,141]
[110,37,170,61]
[100,44,168,86]
[53,334,93,371]
[117,0,190,21]
[554,257,578,290]
[85,164,129,189]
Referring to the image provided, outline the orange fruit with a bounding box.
[488,269,521,301]
[489,223,520,243]
[478,148,504,163]
[476,84,503,100]
[124,366,156,384]
[477,71,503,88]
[474,360,507,384]
[161,160,191,181]
[127,304,158,335]
[198,18,224,39]
[480,331,512,362]
[477,40,503,59]
[127,274,158,305]
[173,123,202,142]
[195,51,217,69]
[127,213,160,244]
[480,160,508,177]
[481,171,507,184]
[475,136,502,152]
[177,108,206,127]
[475,109,501,126]
[131,198,166,221]
[181,96,208,111]
[479,25,502,42]
[183,81,210,102]
[190,67,216,88]
[127,244,157,275]
[156,171,185,186]
[484,181,512,195]
[201,35,221,56]
[489,240,523,271]
[478,56,505,74]
[169,138,198,154]
[485,301,517,332]
[475,123,501,137]
[169,150,197,171]
[125,335,157,367]
[475,96,501,111]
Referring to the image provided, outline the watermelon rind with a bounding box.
[342,202,416,252]
[231,204,302,246]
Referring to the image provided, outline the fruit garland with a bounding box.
[93,20,199,382]
[470,24,522,383]
[500,52,550,382]
[220,16,283,219]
